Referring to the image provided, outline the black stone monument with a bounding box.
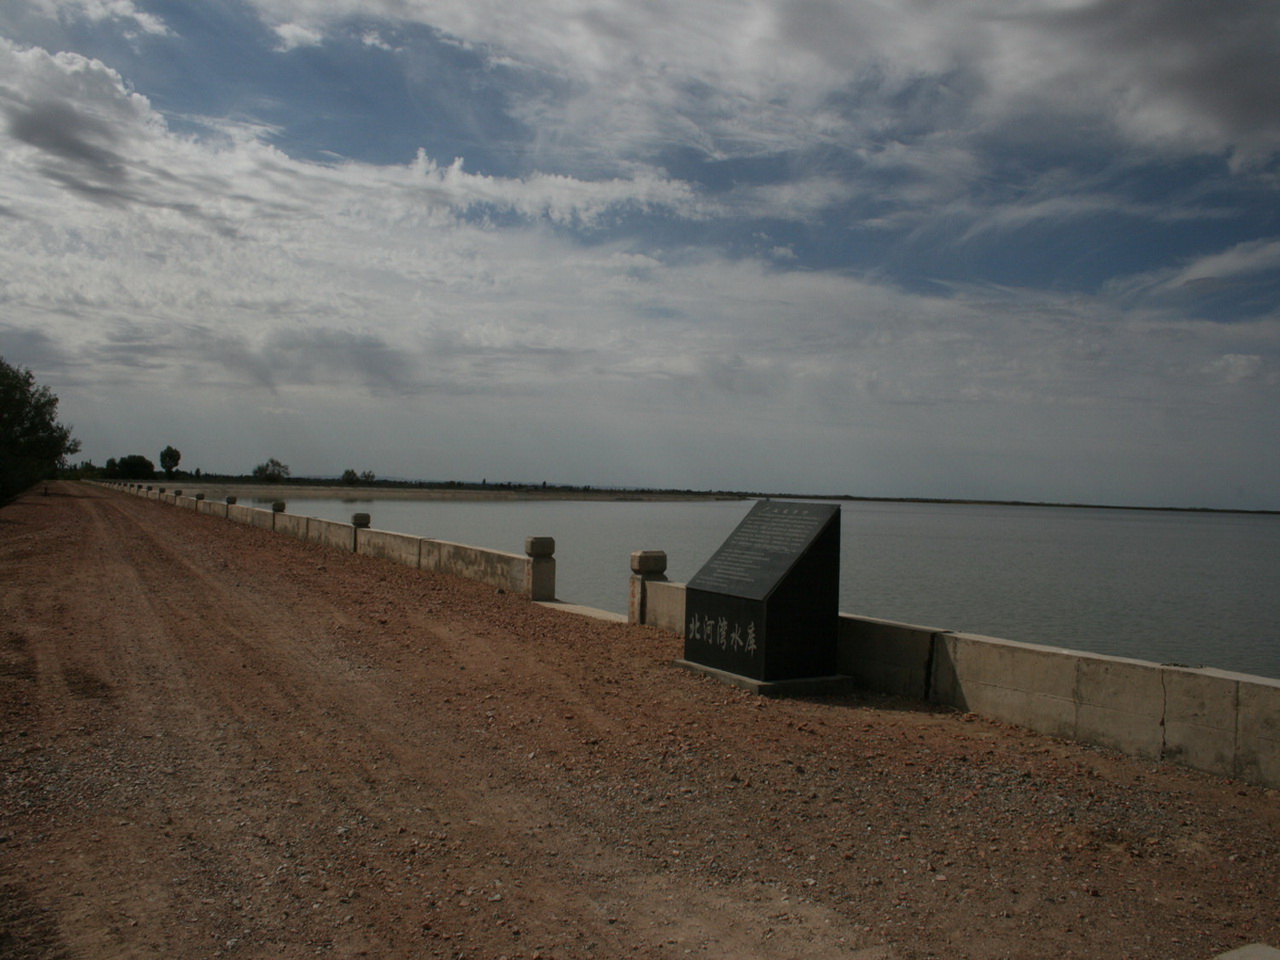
[679,500,841,690]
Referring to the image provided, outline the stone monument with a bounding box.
[677,500,845,694]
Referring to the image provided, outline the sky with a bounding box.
[1,1,1278,509]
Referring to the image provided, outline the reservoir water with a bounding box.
[256,496,1280,680]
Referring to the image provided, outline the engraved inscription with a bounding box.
[689,503,828,596]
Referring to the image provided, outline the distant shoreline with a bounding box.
[156,479,1279,516]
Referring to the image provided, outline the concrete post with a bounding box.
[272,501,285,513]
[628,550,669,625]
[524,536,556,601]
[225,496,237,504]
[352,513,372,529]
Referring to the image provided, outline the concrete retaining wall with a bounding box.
[307,517,357,553]
[273,513,308,541]
[642,580,687,634]
[631,579,1280,789]
[427,540,528,594]
[839,615,941,703]
[357,528,422,568]
[227,503,275,529]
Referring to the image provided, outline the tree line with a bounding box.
[4,356,397,498]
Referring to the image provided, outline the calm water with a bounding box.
[260,496,1280,680]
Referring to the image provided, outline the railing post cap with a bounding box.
[272,500,286,512]
[630,550,668,575]
[525,536,555,558]
[225,495,237,504]
[351,512,371,528]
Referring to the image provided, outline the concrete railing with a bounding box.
[627,552,1280,790]
[98,482,554,601]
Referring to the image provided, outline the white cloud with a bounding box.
[271,21,324,50]
[238,0,1280,173]
[1204,353,1264,384]
[23,0,171,36]
[1175,238,1280,286]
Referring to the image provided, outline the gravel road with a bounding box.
[2,483,1277,959]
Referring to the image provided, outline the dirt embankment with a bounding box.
[2,483,1278,959]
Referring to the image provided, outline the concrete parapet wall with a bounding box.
[631,579,1279,789]
[1237,676,1280,786]
[273,513,308,540]
[839,616,941,702]
[934,632,1081,742]
[1074,653,1167,758]
[1162,667,1242,775]
[428,540,528,594]
[307,517,356,553]
[642,580,687,634]
[227,504,275,529]
[198,500,228,519]
[357,528,422,568]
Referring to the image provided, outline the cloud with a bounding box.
[237,0,1280,173]
[0,36,702,235]
[1175,238,1280,286]
[2,11,1278,507]
[21,0,171,36]
[1,44,151,202]
[1203,353,1264,385]
[272,21,324,51]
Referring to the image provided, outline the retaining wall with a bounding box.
[357,528,423,568]
[227,503,275,529]
[198,499,228,519]
[307,517,356,553]
[273,513,308,540]
[425,540,529,594]
[633,578,1280,789]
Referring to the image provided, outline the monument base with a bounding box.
[673,660,857,698]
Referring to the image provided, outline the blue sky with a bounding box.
[2,0,1278,508]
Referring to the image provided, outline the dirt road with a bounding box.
[2,483,1277,959]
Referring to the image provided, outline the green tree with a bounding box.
[115,454,155,480]
[341,468,359,485]
[0,357,81,501]
[160,445,181,478]
[252,457,290,482]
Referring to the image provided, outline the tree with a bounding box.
[341,468,359,485]
[115,454,155,480]
[252,457,290,482]
[160,445,181,478]
[0,357,81,501]
[359,470,376,484]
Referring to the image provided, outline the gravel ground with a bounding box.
[1,482,1278,959]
